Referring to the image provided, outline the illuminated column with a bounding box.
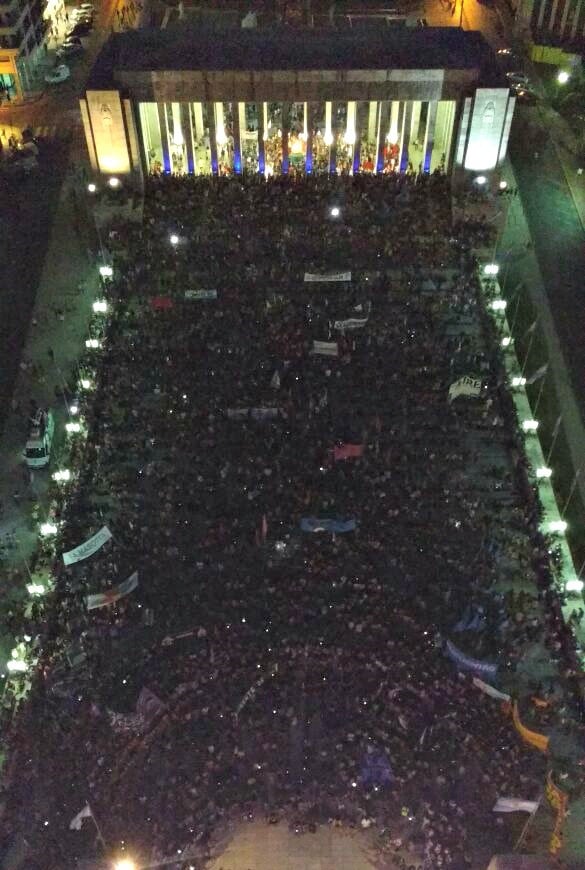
[536,0,547,27]
[376,101,391,173]
[571,0,582,37]
[305,102,314,174]
[559,0,571,34]
[258,102,266,174]
[180,103,194,173]
[399,102,412,172]
[328,101,336,173]
[548,0,560,28]
[233,102,243,174]
[208,102,218,175]
[282,101,290,174]
[353,102,367,173]
[422,100,437,173]
[388,101,400,146]
[368,101,377,141]
[157,103,171,172]
[193,102,204,139]
[410,100,422,143]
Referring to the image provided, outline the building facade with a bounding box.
[0,0,60,98]
[516,0,585,47]
[80,26,515,186]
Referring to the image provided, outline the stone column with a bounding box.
[180,103,194,174]
[353,101,367,174]
[193,102,204,139]
[367,101,377,142]
[328,101,337,174]
[282,101,290,174]
[548,0,560,28]
[233,102,243,174]
[399,102,413,172]
[376,101,391,173]
[305,102,314,173]
[559,0,572,34]
[571,0,582,37]
[422,100,438,173]
[157,102,170,173]
[258,101,266,174]
[208,102,218,175]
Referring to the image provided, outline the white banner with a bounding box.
[63,526,113,566]
[304,271,351,283]
[493,797,539,814]
[448,376,482,402]
[312,340,339,357]
[86,571,138,611]
[472,677,511,702]
[333,317,369,331]
[184,289,217,300]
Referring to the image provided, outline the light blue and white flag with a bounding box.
[300,517,357,533]
[445,639,497,678]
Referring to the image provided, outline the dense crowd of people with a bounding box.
[2,172,585,870]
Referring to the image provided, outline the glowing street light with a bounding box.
[330,206,341,218]
[93,300,108,314]
[26,582,46,596]
[40,522,58,537]
[7,658,28,673]
[499,180,508,190]
[85,338,101,349]
[69,403,79,416]
[557,70,570,84]
[484,263,499,276]
[536,466,552,479]
[521,419,539,433]
[65,421,82,434]
[501,336,512,348]
[113,859,137,870]
[548,519,567,533]
[80,378,93,390]
[108,176,121,189]
[490,299,507,311]
[474,175,487,186]
[87,182,97,193]
[511,376,526,387]
[566,578,584,593]
[169,233,180,246]
[99,265,113,279]
[52,469,71,482]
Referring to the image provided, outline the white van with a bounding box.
[24,410,55,468]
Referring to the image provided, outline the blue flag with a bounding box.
[300,518,357,533]
[445,639,497,678]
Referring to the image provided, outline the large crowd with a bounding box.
[2,172,585,870]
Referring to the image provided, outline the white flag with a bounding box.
[526,363,548,385]
[270,370,281,390]
[448,376,481,402]
[492,797,539,814]
[472,677,511,702]
[86,571,138,611]
[70,804,92,830]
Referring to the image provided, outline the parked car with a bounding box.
[56,41,84,58]
[513,85,539,104]
[45,63,70,84]
[506,71,530,86]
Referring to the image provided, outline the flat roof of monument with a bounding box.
[87,24,497,88]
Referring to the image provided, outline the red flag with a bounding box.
[333,443,364,462]
[150,296,174,310]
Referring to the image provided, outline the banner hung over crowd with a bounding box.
[63,526,113,566]
[86,571,139,611]
[304,271,352,283]
[445,640,497,678]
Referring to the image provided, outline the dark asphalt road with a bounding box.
[0,140,70,425]
[509,106,585,416]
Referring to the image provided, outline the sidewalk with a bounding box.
[0,171,99,612]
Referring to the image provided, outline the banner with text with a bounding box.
[333,318,369,331]
[472,677,511,702]
[86,571,138,611]
[448,376,482,403]
[185,289,218,300]
[63,526,113,566]
[304,271,351,283]
[312,341,339,357]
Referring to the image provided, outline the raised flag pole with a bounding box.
[513,793,543,852]
[532,367,548,418]
[562,468,582,519]
[90,806,108,852]
[546,415,563,467]
[520,322,538,379]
